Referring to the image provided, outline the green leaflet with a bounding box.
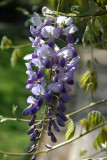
[80,111,105,132]
[80,70,98,95]
[95,16,104,33]
[102,30,107,49]
[65,119,75,141]
[12,105,18,116]
[11,48,22,66]
[93,127,107,150]
[0,36,12,50]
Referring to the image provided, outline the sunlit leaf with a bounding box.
[65,119,75,141]
[80,111,105,133]
[93,137,98,150]
[80,70,98,94]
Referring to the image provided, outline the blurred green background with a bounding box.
[0,0,102,160]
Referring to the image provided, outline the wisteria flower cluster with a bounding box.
[23,6,80,160]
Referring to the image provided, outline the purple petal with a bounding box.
[27,126,35,135]
[53,75,58,82]
[22,106,31,116]
[57,100,66,112]
[28,147,35,153]
[32,84,46,96]
[59,57,65,67]
[52,120,60,132]
[64,24,78,35]
[42,6,53,16]
[66,34,74,44]
[63,84,72,93]
[70,56,80,67]
[56,115,65,127]
[36,96,43,107]
[45,144,53,149]
[27,96,35,104]
[30,105,38,115]
[46,91,52,103]
[44,58,52,69]
[24,54,32,60]
[30,12,42,26]
[31,58,42,67]
[31,154,36,160]
[36,68,44,79]
[29,115,36,126]
[58,112,67,121]
[60,94,71,103]
[51,132,57,143]
[41,26,59,39]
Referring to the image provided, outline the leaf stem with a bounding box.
[0,121,107,157]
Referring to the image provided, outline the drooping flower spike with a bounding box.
[23,6,80,160]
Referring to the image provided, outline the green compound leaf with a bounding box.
[82,17,100,46]
[80,111,105,132]
[65,119,75,141]
[11,48,22,66]
[0,36,12,50]
[80,70,98,94]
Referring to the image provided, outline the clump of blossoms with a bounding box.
[23,6,80,160]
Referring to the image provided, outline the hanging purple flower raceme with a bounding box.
[23,6,80,160]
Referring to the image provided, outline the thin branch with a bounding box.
[0,43,31,49]
[0,121,107,157]
[45,9,107,19]
[1,99,107,124]
[81,149,105,160]
[67,98,107,118]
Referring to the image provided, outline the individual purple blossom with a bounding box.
[27,126,35,135]
[29,115,36,126]
[52,120,60,132]
[45,144,53,149]
[31,154,36,160]
[58,112,67,121]
[60,93,71,103]
[44,58,52,69]
[32,84,46,96]
[66,34,74,44]
[59,56,65,68]
[41,26,60,39]
[63,24,78,35]
[57,99,66,112]
[46,91,52,103]
[22,106,32,116]
[51,132,57,143]
[56,16,73,26]
[56,114,65,127]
